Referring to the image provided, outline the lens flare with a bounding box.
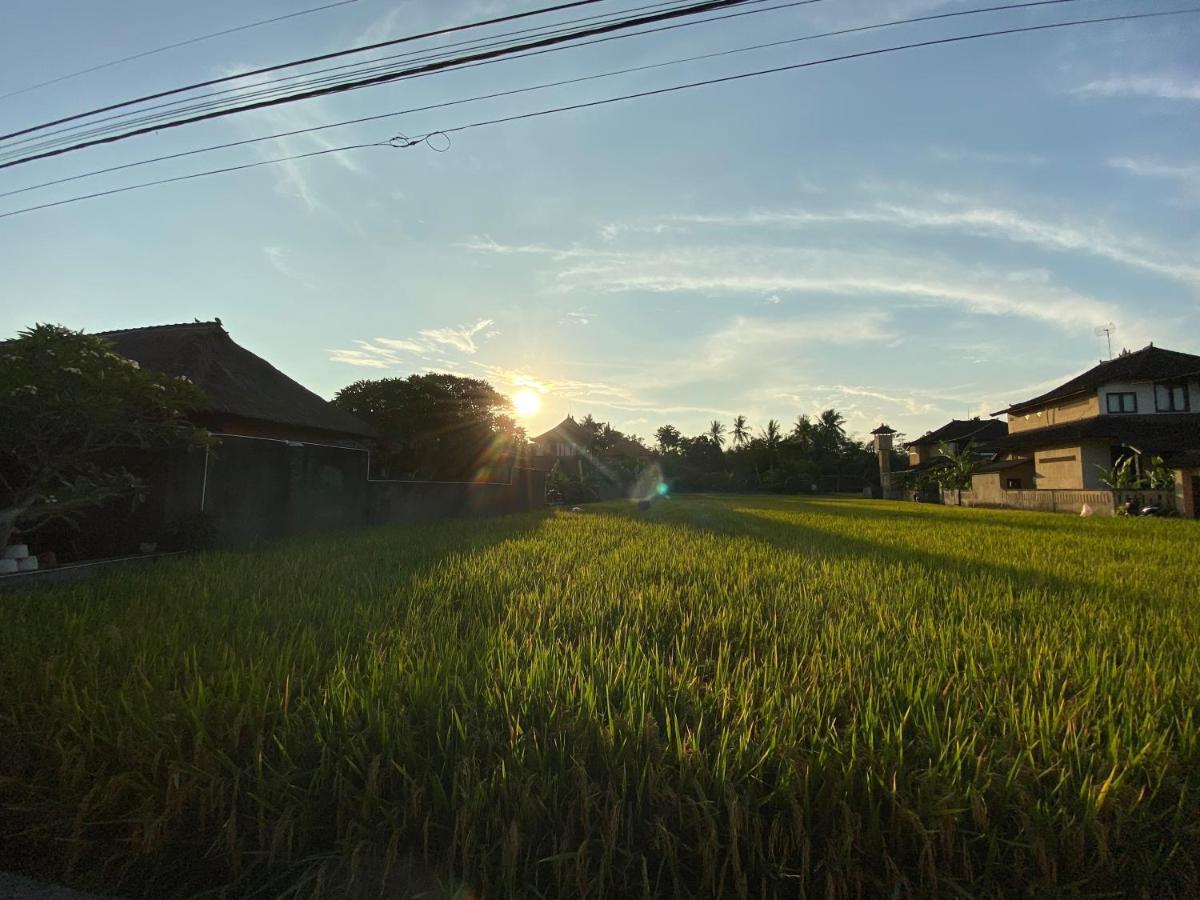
[512,389,541,418]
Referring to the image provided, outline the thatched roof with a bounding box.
[99,321,376,439]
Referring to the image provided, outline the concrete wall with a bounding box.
[1033,445,1085,489]
[1008,395,1099,434]
[946,487,1178,516]
[172,435,545,546]
[947,489,1117,515]
[1098,379,1200,417]
[368,468,546,525]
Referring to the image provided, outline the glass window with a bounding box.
[1106,392,1137,414]
[1155,383,1190,412]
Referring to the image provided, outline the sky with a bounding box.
[1,0,1198,446]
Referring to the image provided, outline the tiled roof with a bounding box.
[906,418,1008,448]
[994,345,1200,416]
[1000,414,1200,454]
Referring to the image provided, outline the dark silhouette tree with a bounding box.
[708,420,726,449]
[731,415,750,447]
[333,373,522,480]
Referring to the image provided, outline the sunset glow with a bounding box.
[512,389,542,418]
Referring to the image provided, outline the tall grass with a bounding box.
[1,496,1197,898]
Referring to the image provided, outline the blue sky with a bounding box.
[2,0,1197,445]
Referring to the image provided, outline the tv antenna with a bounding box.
[1094,323,1116,359]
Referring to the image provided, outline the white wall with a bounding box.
[1097,379,1200,416]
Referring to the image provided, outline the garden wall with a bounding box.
[171,436,546,546]
[943,488,1177,516]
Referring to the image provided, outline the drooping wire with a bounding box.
[0,0,1110,201]
[0,0,688,144]
[0,0,362,102]
[2,6,1195,221]
[0,0,764,169]
[0,0,757,162]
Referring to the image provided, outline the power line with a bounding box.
[0,0,763,169]
[2,6,1195,221]
[0,0,1104,201]
[0,0,362,102]
[0,0,743,162]
[0,0,623,143]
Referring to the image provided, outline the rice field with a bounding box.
[1,495,1197,899]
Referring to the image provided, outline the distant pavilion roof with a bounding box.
[98,321,376,439]
[905,418,1008,449]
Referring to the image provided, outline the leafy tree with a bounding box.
[731,415,750,448]
[333,373,522,481]
[655,424,682,454]
[933,441,981,491]
[0,324,207,549]
[708,420,726,449]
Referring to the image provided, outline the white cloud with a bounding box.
[669,200,1200,286]
[550,244,1118,332]
[419,318,495,354]
[1072,74,1200,101]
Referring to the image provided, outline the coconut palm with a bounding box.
[761,419,783,449]
[708,420,726,448]
[791,414,814,449]
[731,415,750,447]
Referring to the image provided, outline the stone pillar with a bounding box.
[1175,467,1197,519]
[871,424,897,500]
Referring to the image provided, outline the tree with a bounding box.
[933,441,981,491]
[0,325,207,549]
[333,373,522,481]
[816,409,846,445]
[731,415,750,448]
[761,419,783,449]
[708,420,726,449]
[791,414,814,449]
[655,424,683,454]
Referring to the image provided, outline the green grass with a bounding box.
[1,496,1198,899]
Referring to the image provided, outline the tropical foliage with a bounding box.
[649,409,878,494]
[0,324,206,548]
[333,374,523,480]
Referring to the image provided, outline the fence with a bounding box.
[163,435,547,546]
[943,488,1176,516]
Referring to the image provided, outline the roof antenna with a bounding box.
[1094,322,1116,360]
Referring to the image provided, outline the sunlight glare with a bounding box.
[513,389,541,418]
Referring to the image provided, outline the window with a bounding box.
[1154,383,1190,413]
[1106,392,1137,414]
[1005,477,1022,489]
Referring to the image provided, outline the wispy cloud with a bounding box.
[668,200,1200,285]
[420,319,495,354]
[546,244,1118,331]
[329,319,498,369]
[1072,74,1200,102]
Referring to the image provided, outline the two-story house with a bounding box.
[991,344,1200,491]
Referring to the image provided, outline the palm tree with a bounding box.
[731,415,750,448]
[817,408,846,439]
[791,414,814,449]
[708,420,726,448]
[761,419,782,449]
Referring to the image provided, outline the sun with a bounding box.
[512,389,542,418]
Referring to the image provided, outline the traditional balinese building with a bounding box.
[101,321,376,446]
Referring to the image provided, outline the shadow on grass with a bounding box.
[607,495,1155,606]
